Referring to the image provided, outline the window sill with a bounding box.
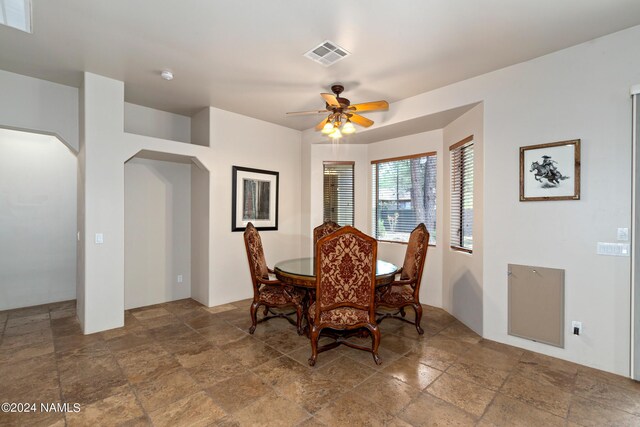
[450,246,472,254]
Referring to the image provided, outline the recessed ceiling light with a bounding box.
[0,0,32,33]
[161,70,174,81]
[304,40,350,67]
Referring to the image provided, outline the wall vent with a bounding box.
[303,40,350,67]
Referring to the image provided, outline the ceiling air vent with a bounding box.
[303,40,350,67]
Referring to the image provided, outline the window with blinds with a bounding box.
[371,153,437,244]
[450,136,474,252]
[323,162,354,226]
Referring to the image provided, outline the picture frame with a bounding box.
[520,139,580,202]
[232,166,279,231]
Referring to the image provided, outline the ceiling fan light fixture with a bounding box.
[342,120,356,134]
[321,121,334,134]
[329,127,342,139]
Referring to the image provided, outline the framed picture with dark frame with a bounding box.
[520,139,581,202]
[232,166,279,231]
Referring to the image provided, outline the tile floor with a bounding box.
[1,298,640,426]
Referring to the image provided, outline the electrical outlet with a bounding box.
[572,321,582,336]
[177,275,183,284]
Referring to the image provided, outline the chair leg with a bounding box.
[308,325,320,366]
[296,305,303,336]
[413,303,424,335]
[249,301,259,334]
[400,307,406,317]
[366,324,382,365]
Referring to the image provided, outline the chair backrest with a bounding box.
[243,223,270,296]
[313,221,341,245]
[314,226,377,323]
[400,223,430,289]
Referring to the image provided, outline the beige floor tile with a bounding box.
[148,391,226,427]
[65,386,145,427]
[60,372,129,405]
[407,344,460,371]
[446,359,510,391]
[204,303,238,314]
[382,354,443,390]
[273,369,348,413]
[315,391,395,426]
[574,373,640,415]
[120,353,181,384]
[4,318,51,336]
[568,395,640,426]
[130,306,172,320]
[206,371,272,414]
[112,342,171,371]
[427,372,495,418]
[133,368,201,412]
[478,394,565,427]
[251,355,310,388]
[501,374,572,417]
[512,358,577,392]
[220,335,283,368]
[399,393,476,427]
[355,372,422,415]
[439,321,482,344]
[458,345,520,372]
[577,364,640,393]
[186,354,248,388]
[316,356,376,388]
[0,339,54,363]
[5,312,50,328]
[232,394,309,427]
[253,327,308,354]
[0,352,57,383]
[196,322,249,346]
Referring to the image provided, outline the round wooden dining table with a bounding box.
[274,257,399,289]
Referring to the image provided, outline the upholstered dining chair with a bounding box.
[375,223,429,334]
[313,220,341,244]
[243,222,304,335]
[308,226,381,366]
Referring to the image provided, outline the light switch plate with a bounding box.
[95,233,104,244]
[617,228,629,241]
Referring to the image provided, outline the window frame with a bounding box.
[449,135,474,254]
[323,161,355,227]
[371,151,437,246]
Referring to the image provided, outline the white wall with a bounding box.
[368,130,445,308]
[0,128,77,310]
[443,105,484,334]
[124,157,191,309]
[0,70,79,151]
[124,102,191,144]
[208,107,303,305]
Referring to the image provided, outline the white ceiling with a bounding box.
[1,1,640,131]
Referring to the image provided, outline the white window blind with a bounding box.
[323,162,354,226]
[450,136,474,252]
[371,153,437,244]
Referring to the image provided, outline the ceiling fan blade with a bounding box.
[286,109,328,116]
[321,93,340,108]
[315,117,330,131]
[349,113,374,128]
[348,100,389,112]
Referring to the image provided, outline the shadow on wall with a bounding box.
[451,270,483,335]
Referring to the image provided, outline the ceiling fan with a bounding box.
[286,84,389,139]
